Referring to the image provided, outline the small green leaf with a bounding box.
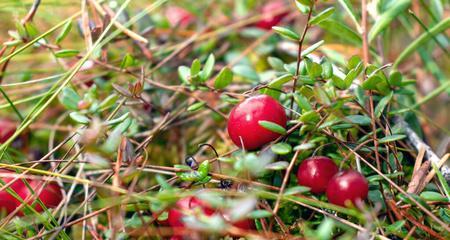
[374,91,393,118]
[347,55,362,69]
[300,110,320,123]
[120,53,135,69]
[344,61,363,88]
[58,87,81,110]
[69,112,90,124]
[296,0,313,6]
[431,162,450,200]
[294,94,312,111]
[309,7,335,25]
[267,57,285,71]
[295,0,310,13]
[178,66,191,84]
[174,165,192,171]
[24,23,39,38]
[398,193,431,210]
[284,186,310,195]
[294,143,316,151]
[191,59,201,77]
[331,76,346,90]
[386,220,406,234]
[316,218,335,240]
[314,86,331,106]
[214,67,233,89]
[271,143,292,155]
[345,115,371,126]
[200,54,215,81]
[302,40,325,57]
[265,161,289,170]
[362,75,382,90]
[439,209,450,224]
[259,120,286,135]
[272,26,300,41]
[388,71,403,86]
[56,20,72,44]
[367,172,404,182]
[320,57,333,79]
[305,58,322,79]
[99,94,119,110]
[105,113,130,126]
[187,102,206,112]
[420,191,448,202]
[247,210,272,219]
[55,49,79,58]
[263,74,292,99]
[318,19,361,45]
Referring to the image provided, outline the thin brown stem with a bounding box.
[289,2,315,119]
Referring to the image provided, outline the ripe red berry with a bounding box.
[20,180,63,213]
[231,218,255,230]
[296,156,339,194]
[256,0,288,30]
[167,196,215,228]
[222,211,255,231]
[0,170,26,215]
[0,119,16,143]
[326,170,369,207]
[165,6,195,28]
[227,95,287,150]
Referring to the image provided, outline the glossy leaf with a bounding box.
[59,87,81,110]
[309,7,335,25]
[214,67,233,89]
[56,20,73,44]
[271,143,292,155]
[272,26,300,41]
[55,49,79,58]
[258,120,287,135]
[201,54,215,81]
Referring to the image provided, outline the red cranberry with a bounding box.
[222,212,255,230]
[231,218,255,230]
[167,196,215,228]
[165,6,195,28]
[227,95,287,150]
[0,119,16,143]
[20,180,63,212]
[326,170,369,207]
[256,0,288,30]
[0,170,26,214]
[296,156,339,194]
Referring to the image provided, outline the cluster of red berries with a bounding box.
[297,156,369,207]
[0,119,63,215]
[165,0,287,30]
[227,95,369,207]
[163,196,254,238]
[0,169,63,215]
